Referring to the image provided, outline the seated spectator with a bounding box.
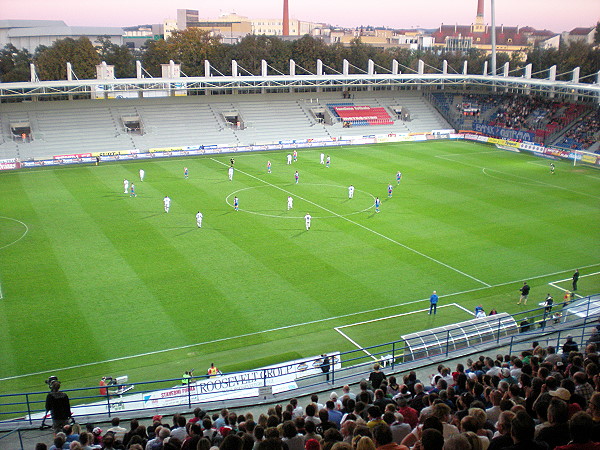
[555,411,600,450]
[373,423,409,450]
[537,398,570,450]
[506,411,548,450]
[383,412,411,445]
[282,420,305,450]
[420,428,445,450]
[356,436,376,450]
[443,434,471,450]
[396,398,419,429]
[488,411,515,450]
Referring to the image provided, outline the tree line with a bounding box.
[1,28,599,84]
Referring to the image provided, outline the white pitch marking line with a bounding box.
[0,216,30,251]
[547,271,600,300]
[334,327,377,361]
[453,302,475,315]
[337,304,460,329]
[436,154,600,200]
[548,282,583,299]
[4,264,599,381]
[335,303,472,356]
[212,158,491,288]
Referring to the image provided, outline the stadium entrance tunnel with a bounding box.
[401,312,518,361]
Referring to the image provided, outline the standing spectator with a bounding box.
[572,270,580,292]
[370,364,387,391]
[321,355,331,382]
[518,282,530,305]
[44,381,72,433]
[563,337,579,354]
[429,291,439,315]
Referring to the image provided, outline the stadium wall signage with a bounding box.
[3,132,598,172]
[472,122,536,142]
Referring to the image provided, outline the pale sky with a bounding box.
[1,0,598,33]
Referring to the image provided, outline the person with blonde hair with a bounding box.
[356,436,376,450]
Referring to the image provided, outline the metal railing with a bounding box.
[1,295,597,431]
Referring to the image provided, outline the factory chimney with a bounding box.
[283,0,290,36]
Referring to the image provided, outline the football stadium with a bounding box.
[1,44,600,448]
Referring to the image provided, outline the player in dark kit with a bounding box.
[572,269,579,291]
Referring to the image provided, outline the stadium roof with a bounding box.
[7,26,124,38]
[0,19,67,28]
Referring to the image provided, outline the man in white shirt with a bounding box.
[287,154,292,164]
[139,169,145,181]
[305,213,311,230]
[320,153,325,164]
[123,179,129,194]
[164,196,171,213]
[228,166,234,181]
[287,196,293,210]
[196,211,203,228]
[348,185,354,199]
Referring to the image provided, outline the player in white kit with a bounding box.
[304,213,312,230]
[348,185,354,199]
[123,179,129,194]
[287,154,292,164]
[320,153,325,164]
[164,196,171,213]
[139,169,145,181]
[287,196,293,210]
[196,211,203,228]
[228,166,234,181]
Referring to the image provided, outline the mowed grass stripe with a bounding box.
[80,163,261,344]
[1,141,599,392]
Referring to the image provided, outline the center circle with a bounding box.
[225,183,376,219]
[0,216,29,250]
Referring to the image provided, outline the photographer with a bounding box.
[44,380,72,432]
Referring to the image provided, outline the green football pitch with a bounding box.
[1,140,599,395]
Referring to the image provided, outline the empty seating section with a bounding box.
[0,92,454,160]
[235,99,317,144]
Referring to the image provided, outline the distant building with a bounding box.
[0,19,123,53]
[562,27,597,46]
[430,0,560,58]
[123,24,164,49]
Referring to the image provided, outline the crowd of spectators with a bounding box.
[489,95,564,132]
[557,110,600,150]
[36,336,600,450]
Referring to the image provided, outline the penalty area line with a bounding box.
[547,271,600,299]
[334,303,473,358]
[5,265,599,381]
[334,327,377,361]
